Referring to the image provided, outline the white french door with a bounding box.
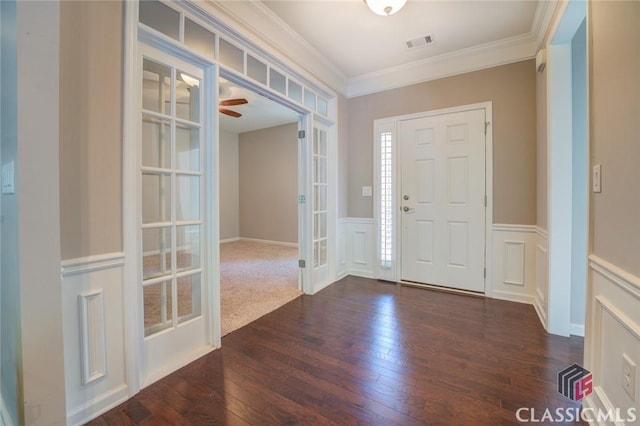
[311,123,330,287]
[138,45,211,385]
[399,109,486,292]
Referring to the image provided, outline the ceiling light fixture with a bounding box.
[364,0,407,16]
[179,73,199,88]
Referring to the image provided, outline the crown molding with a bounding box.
[531,0,560,50]
[207,0,559,99]
[346,33,538,98]
[207,0,348,94]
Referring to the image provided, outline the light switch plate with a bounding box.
[362,186,372,197]
[592,164,602,193]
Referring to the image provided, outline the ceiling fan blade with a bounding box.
[219,108,242,118]
[219,98,248,107]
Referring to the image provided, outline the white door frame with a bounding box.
[374,102,493,294]
[545,0,588,337]
[219,70,313,295]
[122,0,336,398]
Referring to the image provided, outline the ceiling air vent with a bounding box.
[406,34,434,49]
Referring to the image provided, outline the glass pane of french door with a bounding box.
[139,52,206,370]
[312,126,328,268]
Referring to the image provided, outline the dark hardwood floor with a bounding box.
[89,276,584,425]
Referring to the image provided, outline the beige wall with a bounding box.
[536,66,548,231]
[590,1,640,277]
[347,60,537,224]
[337,94,349,218]
[59,0,123,259]
[18,2,67,423]
[239,123,298,243]
[219,129,240,240]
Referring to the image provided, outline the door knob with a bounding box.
[403,206,413,212]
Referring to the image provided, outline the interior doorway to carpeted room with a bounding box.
[218,77,302,336]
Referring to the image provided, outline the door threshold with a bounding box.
[398,280,485,298]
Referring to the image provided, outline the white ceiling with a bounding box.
[262,0,539,78]
[218,78,299,134]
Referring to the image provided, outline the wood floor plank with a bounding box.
[91,276,586,425]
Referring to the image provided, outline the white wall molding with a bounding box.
[239,237,298,248]
[61,252,125,277]
[489,225,537,305]
[347,34,537,98]
[190,1,345,95]
[220,237,241,244]
[590,255,640,300]
[336,218,376,279]
[536,226,549,240]
[78,290,107,385]
[336,218,348,280]
[535,230,549,331]
[210,0,557,99]
[492,224,537,234]
[66,384,129,426]
[587,256,640,423]
[62,257,129,426]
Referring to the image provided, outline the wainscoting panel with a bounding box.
[586,256,640,424]
[336,220,348,280]
[61,253,129,426]
[79,290,107,385]
[336,218,376,279]
[490,225,537,304]
[535,228,549,330]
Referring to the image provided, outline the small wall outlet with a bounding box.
[622,353,636,400]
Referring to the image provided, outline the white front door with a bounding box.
[400,109,486,292]
[138,46,211,386]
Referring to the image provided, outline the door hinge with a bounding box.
[485,121,490,135]
[298,259,306,268]
[298,130,306,139]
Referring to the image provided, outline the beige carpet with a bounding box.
[220,240,302,336]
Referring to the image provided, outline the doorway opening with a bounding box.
[217,76,303,336]
[546,0,587,336]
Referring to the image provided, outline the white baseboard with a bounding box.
[67,384,129,426]
[220,237,240,244]
[239,237,298,248]
[533,297,548,332]
[570,322,585,337]
[491,290,536,305]
[313,278,334,294]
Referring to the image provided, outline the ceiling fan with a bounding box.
[219,98,248,118]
